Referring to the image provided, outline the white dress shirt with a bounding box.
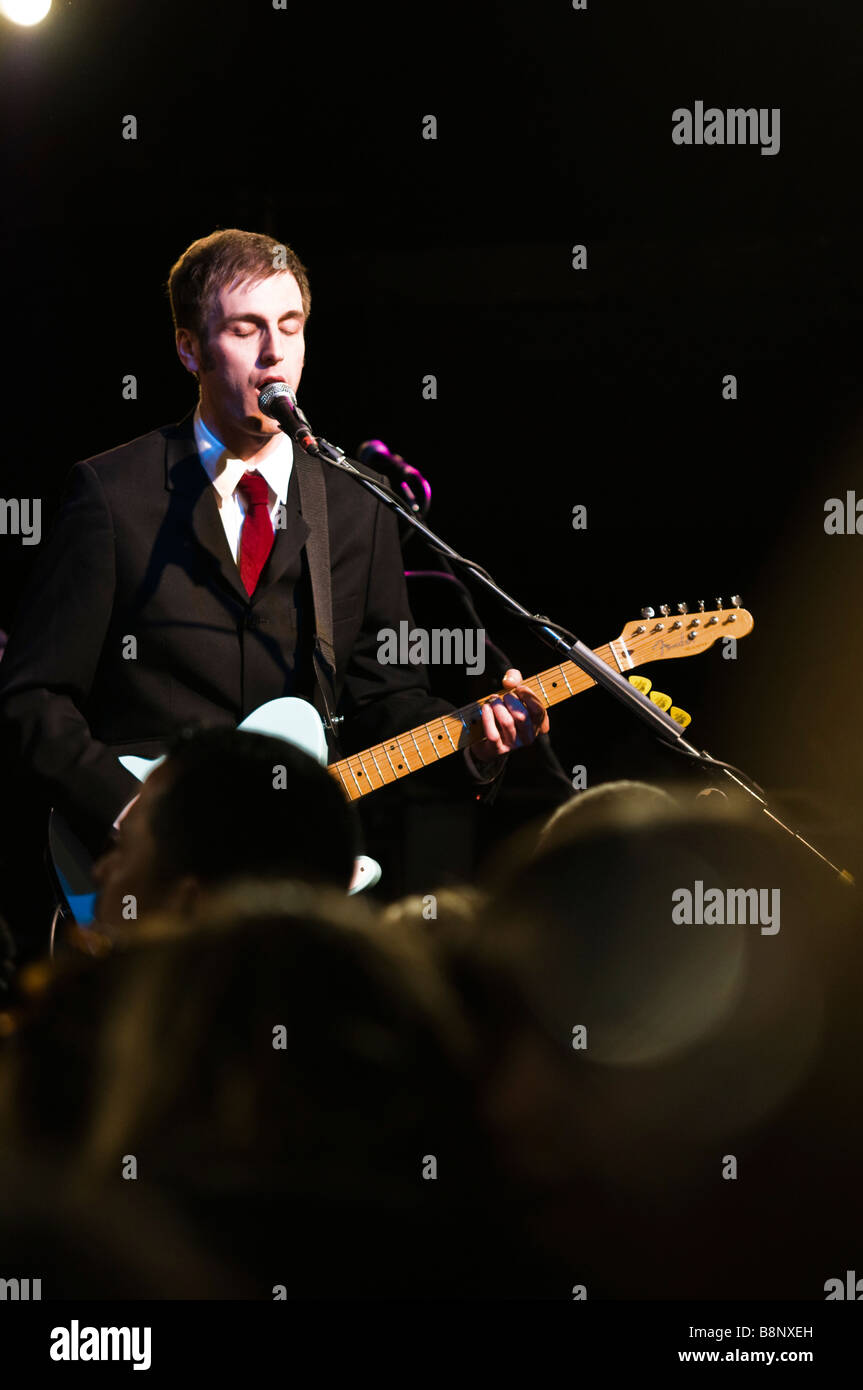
[193,406,292,561]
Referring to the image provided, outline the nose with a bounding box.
[259,325,284,367]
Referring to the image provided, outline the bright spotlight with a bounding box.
[1,0,52,25]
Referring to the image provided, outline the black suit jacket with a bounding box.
[0,411,461,855]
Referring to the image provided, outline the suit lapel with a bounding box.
[163,412,310,605]
[164,413,250,606]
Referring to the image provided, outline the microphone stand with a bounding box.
[294,427,853,885]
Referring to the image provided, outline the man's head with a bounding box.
[93,726,356,928]
[168,229,311,455]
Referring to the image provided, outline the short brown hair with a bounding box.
[167,228,311,347]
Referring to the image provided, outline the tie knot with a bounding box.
[238,470,270,506]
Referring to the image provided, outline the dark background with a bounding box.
[3,0,863,882]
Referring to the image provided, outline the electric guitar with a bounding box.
[47,601,753,925]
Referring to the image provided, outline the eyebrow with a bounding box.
[221,310,305,325]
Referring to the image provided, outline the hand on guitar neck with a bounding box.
[470,668,551,762]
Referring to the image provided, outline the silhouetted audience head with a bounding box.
[381,885,487,937]
[537,778,677,854]
[461,788,863,1297]
[0,880,565,1296]
[93,726,357,928]
[5,764,860,1301]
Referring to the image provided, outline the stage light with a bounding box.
[1,0,52,25]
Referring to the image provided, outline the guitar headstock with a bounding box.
[616,598,754,665]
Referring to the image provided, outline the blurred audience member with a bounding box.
[537,778,677,854]
[453,792,863,1298]
[0,880,565,1297]
[381,884,487,937]
[92,726,357,930]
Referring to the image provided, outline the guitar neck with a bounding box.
[328,645,617,802]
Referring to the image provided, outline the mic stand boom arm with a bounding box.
[300,431,852,884]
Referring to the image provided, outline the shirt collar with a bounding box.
[193,405,293,505]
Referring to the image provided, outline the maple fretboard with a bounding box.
[328,650,611,802]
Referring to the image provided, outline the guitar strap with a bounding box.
[293,448,342,753]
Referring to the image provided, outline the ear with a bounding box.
[175,327,201,376]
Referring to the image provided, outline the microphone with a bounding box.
[258,386,432,516]
[257,382,317,451]
[357,440,432,516]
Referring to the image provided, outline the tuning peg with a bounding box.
[715,597,723,610]
[677,601,688,614]
[640,606,655,619]
[659,603,670,616]
[731,594,742,607]
[698,599,705,612]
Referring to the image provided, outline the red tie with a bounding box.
[237,470,275,596]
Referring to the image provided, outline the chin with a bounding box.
[242,412,272,433]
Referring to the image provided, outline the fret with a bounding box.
[392,738,412,774]
[542,672,568,704]
[344,759,362,796]
[594,645,616,672]
[536,674,549,703]
[368,747,385,782]
[441,719,457,751]
[539,663,591,705]
[425,724,442,758]
[408,729,426,765]
[354,750,381,791]
[380,742,398,777]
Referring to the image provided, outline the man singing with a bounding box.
[0,229,549,938]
